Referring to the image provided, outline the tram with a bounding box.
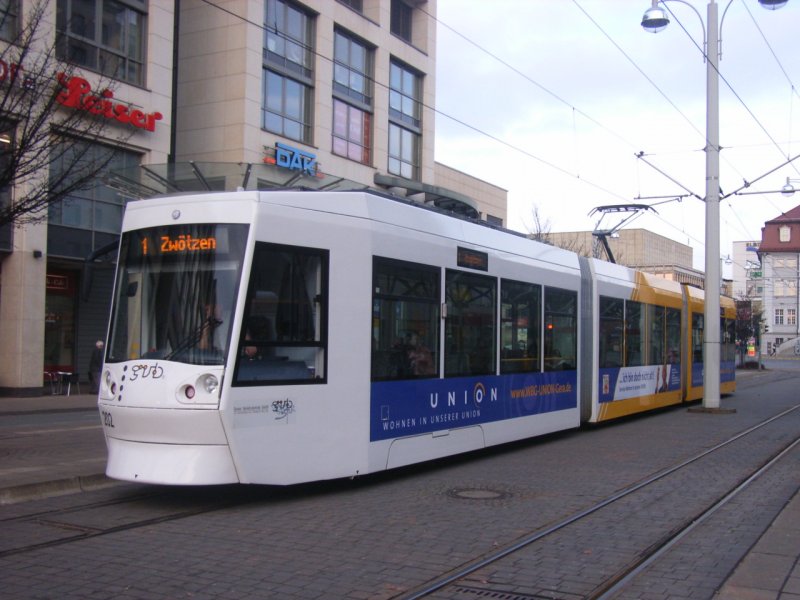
[98,190,734,485]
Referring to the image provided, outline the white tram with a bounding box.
[98,190,734,485]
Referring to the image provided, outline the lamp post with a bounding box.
[641,0,788,409]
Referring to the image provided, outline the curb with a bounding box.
[0,473,118,506]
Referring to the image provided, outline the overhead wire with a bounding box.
[198,0,796,250]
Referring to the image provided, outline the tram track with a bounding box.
[397,402,800,600]
[0,486,253,559]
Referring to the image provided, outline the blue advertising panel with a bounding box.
[692,361,736,386]
[598,364,682,403]
[370,371,577,442]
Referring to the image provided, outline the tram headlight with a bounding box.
[104,370,117,395]
[201,374,219,394]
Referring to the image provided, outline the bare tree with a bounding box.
[0,0,128,228]
[527,204,552,244]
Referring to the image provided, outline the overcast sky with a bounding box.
[433,0,800,272]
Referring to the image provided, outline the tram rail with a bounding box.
[398,403,800,599]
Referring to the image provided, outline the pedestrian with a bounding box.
[89,340,104,393]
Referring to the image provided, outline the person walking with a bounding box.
[89,340,104,393]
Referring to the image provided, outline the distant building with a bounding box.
[758,205,800,355]
[546,229,718,291]
[731,241,762,301]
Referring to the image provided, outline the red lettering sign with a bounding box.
[56,73,163,132]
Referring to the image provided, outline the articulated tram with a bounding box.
[98,190,735,485]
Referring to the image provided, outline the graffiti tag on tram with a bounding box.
[129,364,165,380]
[271,399,295,420]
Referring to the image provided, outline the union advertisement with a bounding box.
[370,371,577,442]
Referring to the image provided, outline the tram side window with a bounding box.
[692,313,704,364]
[648,305,665,365]
[445,270,496,377]
[500,280,541,374]
[371,257,440,381]
[666,307,681,364]
[599,296,624,368]
[722,317,736,362]
[625,301,645,367]
[233,243,328,385]
[544,287,577,371]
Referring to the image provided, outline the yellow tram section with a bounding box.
[683,287,737,402]
[596,273,684,422]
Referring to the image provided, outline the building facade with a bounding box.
[0,0,507,395]
[0,0,174,395]
[758,206,800,355]
[546,229,711,289]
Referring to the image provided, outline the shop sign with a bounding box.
[264,142,318,176]
[55,73,163,132]
[46,274,70,291]
[0,60,30,88]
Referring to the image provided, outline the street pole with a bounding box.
[703,0,721,409]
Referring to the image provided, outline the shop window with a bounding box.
[47,140,140,258]
[371,257,439,381]
[500,279,541,374]
[0,0,19,41]
[445,270,496,377]
[56,0,146,86]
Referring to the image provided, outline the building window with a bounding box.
[47,140,140,258]
[332,30,372,164]
[333,99,370,164]
[388,60,421,180]
[389,60,421,128]
[333,30,371,105]
[390,0,412,42]
[775,308,784,326]
[780,225,791,242]
[388,122,418,179]
[337,0,363,14]
[0,0,19,41]
[263,70,312,143]
[263,0,314,144]
[788,308,797,327]
[56,0,146,86]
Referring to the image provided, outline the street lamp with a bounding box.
[781,177,800,196]
[641,0,788,409]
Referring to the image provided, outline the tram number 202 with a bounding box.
[101,410,115,429]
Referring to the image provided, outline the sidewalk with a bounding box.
[0,391,114,505]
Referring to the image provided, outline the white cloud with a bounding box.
[434,0,800,271]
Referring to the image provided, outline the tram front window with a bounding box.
[107,224,248,365]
